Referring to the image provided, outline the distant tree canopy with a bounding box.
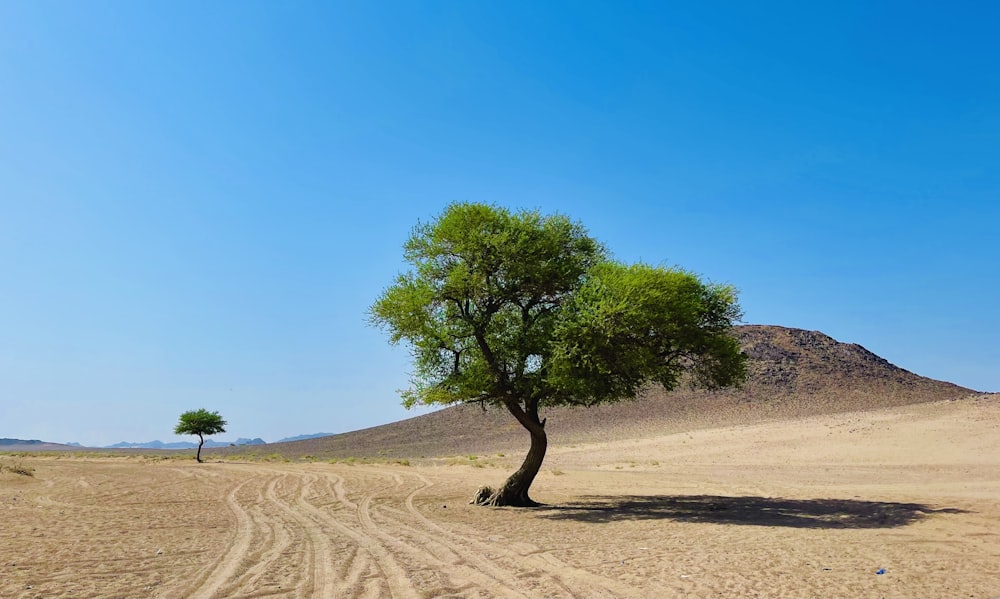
[174,409,227,463]
[371,203,746,506]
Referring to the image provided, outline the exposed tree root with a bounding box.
[470,484,542,507]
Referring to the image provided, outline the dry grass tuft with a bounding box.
[1,461,35,476]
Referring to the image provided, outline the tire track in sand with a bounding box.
[306,468,534,597]
[181,475,258,598]
[178,466,411,599]
[261,472,338,598]
[391,469,643,598]
[344,470,533,598]
[289,471,420,598]
[181,464,641,598]
[221,474,305,597]
[182,470,314,598]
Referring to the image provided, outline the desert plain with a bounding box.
[2,393,998,599]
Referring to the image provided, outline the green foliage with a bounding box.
[547,262,746,403]
[174,409,227,437]
[372,203,604,407]
[371,202,746,412]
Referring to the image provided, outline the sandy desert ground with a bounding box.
[2,394,998,598]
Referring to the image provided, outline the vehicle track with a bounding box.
[389,468,642,598]
[181,475,258,598]
[175,463,638,598]
[265,472,338,598]
[225,474,305,596]
[287,470,419,598]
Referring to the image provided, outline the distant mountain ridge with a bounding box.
[1,438,47,446]
[104,438,266,449]
[0,438,77,451]
[99,434,331,449]
[3,435,332,451]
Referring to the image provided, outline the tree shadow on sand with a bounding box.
[537,495,967,529]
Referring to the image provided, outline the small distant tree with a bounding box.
[371,203,746,507]
[174,409,227,463]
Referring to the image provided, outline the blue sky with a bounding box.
[2,1,997,446]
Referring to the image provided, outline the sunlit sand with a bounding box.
[2,394,997,598]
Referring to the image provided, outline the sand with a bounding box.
[2,395,998,598]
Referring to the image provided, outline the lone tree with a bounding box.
[174,409,227,463]
[371,203,746,507]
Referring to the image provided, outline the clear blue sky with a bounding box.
[2,1,997,446]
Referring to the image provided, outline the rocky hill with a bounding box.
[212,325,974,461]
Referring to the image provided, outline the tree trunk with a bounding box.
[474,405,547,507]
[196,434,204,463]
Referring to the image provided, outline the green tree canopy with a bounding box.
[371,203,746,506]
[174,408,227,463]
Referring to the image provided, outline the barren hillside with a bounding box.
[210,325,973,460]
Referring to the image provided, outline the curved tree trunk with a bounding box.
[196,434,204,463]
[474,401,547,507]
